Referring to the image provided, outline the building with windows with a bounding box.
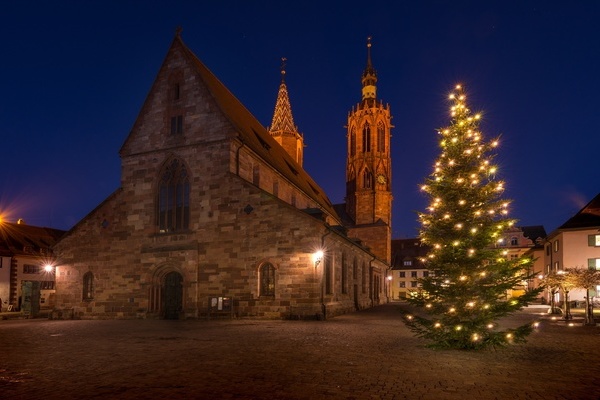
[543,192,600,302]
[0,221,65,312]
[389,239,430,299]
[390,226,546,300]
[52,33,392,319]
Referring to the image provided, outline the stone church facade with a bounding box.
[53,33,392,319]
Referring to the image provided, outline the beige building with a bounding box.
[390,226,546,300]
[0,221,65,312]
[543,192,600,303]
[52,33,392,319]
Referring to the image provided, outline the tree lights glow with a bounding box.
[402,84,542,350]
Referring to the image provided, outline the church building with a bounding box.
[52,32,393,319]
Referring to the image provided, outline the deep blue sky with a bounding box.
[1,1,599,238]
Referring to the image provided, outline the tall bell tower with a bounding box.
[345,37,393,262]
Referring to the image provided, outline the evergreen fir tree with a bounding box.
[404,84,542,350]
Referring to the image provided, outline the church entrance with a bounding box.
[163,271,183,319]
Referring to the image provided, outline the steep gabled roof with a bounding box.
[558,192,600,230]
[173,34,339,222]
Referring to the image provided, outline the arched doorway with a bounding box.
[163,271,183,319]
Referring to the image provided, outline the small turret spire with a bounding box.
[268,58,304,166]
[361,36,377,104]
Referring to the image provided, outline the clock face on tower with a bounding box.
[377,174,387,184]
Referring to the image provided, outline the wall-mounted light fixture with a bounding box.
[313,250,324,268]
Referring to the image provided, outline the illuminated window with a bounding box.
[259,263,275,296]
[157,159,190,233]
[83,272,94,301]
[587,258,600,270]
[403,260,412,266]
[588,235,600,247]
[554,240,559,252]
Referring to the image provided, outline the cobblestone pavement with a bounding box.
[1,303,599,400]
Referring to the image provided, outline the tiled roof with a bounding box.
[558,192,600,230]
[0,222,65,257]
[175,35,340,222]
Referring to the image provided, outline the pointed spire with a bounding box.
[269,57,298,136]
[361,36,377,104]
[268,58,304,166]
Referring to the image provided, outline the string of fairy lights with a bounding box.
[405,85,540,345]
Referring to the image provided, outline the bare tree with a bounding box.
[565,267,600,326]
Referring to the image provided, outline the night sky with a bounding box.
[1,1,599,239]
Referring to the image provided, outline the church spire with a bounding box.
[268,58,304,166]
[361,37,377,106]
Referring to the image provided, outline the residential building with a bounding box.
[543,192,600,303]
[390,225,546,300]
[0,220,65,312]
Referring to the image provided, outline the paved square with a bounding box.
[1,303,598,399]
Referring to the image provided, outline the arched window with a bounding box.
[510,236,518,246]
[362,123,371,152]
[158,159,190,233]
[260,263,275,296]
[350,128,356,156]
[363,169,373,189]
[83,272,94,301]
[377,122,385,153]
[341,253,348,294]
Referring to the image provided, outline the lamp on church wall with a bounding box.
[313,250,324,268]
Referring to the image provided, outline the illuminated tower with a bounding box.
[268,58,304,166]
[345,38,393,261]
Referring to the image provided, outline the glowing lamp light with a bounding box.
[533,322,540,329]
[472,334,480,341]
[449,307,456,313]
[506,333,513,339]
[487,324,494,329]
[44,264,54,273]
[455,325,462,331]
[434,322,442,328]
[313,250,324,267]
[406,315,414,321]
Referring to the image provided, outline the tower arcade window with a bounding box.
[259,262,275,296]
[377,122,385,152]
[350,128,356,156]
[83,272,94,300]
[362,123,371,152]
[362,169,373,189]
[158,159,190,233]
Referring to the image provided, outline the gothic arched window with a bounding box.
[362,169,373,189]
[350,128,356,157]
[377,122,385,153]
[362,123,371,152]
[158,159,190,233]
[260,263,275,296]
[83,272,94,301]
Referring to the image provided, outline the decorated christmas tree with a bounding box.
[404,85,542,349]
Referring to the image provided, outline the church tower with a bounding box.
[345,38,393,262]
[268,58,304,166]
